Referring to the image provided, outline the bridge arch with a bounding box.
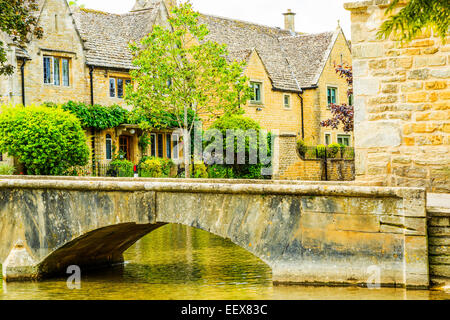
[0,178,429,288]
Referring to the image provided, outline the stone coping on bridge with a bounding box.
[0,176,425,199]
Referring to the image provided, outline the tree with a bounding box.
[208,114,271,179]
[0,0,43,75]
[0,105,89,175]
[126,2,251,178]
[378,0,449,42]
[320,63,354,133]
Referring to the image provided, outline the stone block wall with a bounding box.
[345,0,450,193]
[274,133,355,181]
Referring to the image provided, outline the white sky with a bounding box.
[75,0,352,37]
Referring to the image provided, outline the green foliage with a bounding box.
[316,145,327,159]
[208,164,233,179]
[0,105,89,175]
[139,157,175,177]
[378,0,449,43]
[0,0,43,75]
[45,101,128,130]
[190,163,208,179]
[297,140,307,158]
[0,163,15,175]
[108,159,134,177]
[45,101,194,131]
[327,143,341,158]
[208,114,271,179]
[140,159,163,178]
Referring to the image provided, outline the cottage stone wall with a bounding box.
[345,0,450,192]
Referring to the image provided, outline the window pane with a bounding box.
[250,82,262,102]
[106,134,112,160]
[157,134,164,158]
[62,59,70,86]
[53,57,60,86]
[166,134,172,159]
[284,95,290,107]
[109,78,116,97]
[172,134,179,160]
[43,57,52,84]
[151,134,156,157]
[328,88,337,105]
[325,134,331,145]
[117,78,124,99]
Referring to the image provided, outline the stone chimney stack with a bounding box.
[283,9,296,32]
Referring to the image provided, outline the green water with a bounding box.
[0,225,449,300]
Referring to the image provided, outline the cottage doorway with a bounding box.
[119,135,131,161]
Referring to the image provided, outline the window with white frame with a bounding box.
[250,81,262,104]
[172,134,179,160]
[283,94,291,109]
[337,134,351,147]
[325,133,331,146]
[43,56,70,86]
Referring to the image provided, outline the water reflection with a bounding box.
[0,224,449,300]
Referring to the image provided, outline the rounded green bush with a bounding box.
[108,159,134,177]
[190,163,208,179]
[328,143,341,158]
[0,105,89,175]
[140,159,163,178]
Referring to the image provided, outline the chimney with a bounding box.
[283,9,296,32]
[132,0,176,12]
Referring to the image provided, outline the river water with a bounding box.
[0,225,449,300]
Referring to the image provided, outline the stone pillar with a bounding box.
[345,0,450,193]
[2,240,39,281]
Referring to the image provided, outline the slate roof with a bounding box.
[30,0,343,92]
[199,14,338,91]
[72,5,160,69]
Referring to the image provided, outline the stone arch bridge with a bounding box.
[0,177,429,288]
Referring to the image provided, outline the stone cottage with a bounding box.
[0,0,353,178]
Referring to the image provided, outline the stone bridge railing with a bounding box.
[0,177,429,288]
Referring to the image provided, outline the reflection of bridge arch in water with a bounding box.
[0,177,429,288]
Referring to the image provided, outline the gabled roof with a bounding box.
[279,31,336,88]
[72,4,161,69]
[199,14,340,92]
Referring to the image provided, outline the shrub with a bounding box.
[208,164,232,179]
[0,105,89,175]
[328,143,341,158]
[139,157,175,178]
[208,114,271,179]
[316,145,327,158]
[297,140,307,158]
[0,164,15,175]
[140,159,162,178]
[108,159,134,177]
[190,163,208,179]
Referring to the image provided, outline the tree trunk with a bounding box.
[184,104,190,178]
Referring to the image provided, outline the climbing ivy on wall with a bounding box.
[44,101,198,131]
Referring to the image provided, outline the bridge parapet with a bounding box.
[0,177,428,288]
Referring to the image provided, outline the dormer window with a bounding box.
[43,56,70,86]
